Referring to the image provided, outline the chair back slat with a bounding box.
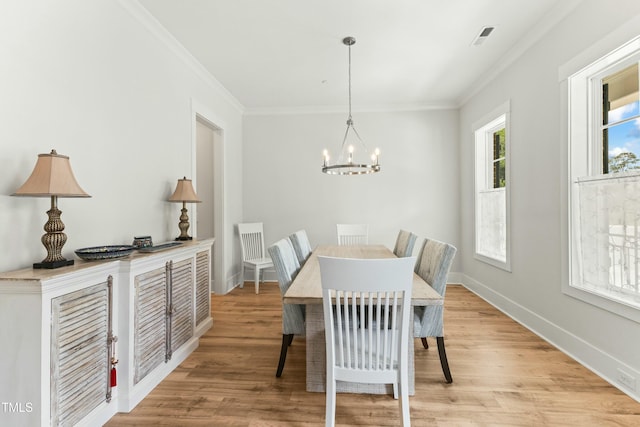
[238,223,266,261]
[330,288,406,372]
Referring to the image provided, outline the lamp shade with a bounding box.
[13,149,90,198]
[168,177,201,203]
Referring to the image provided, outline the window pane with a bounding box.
[492,129,506,188]
[493,129,505,159]
[494,159,506,188]
[607,119,640,173]
[603,63,639,125]
[577,174,640,302]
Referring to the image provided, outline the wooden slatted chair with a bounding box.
[336,223,368,246]
[318,256,415,427]
[238,222,273,294]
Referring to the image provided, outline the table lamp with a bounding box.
[13,149,91,269]
[168,177,201,241]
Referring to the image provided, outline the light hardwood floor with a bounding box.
[106,284,640,426]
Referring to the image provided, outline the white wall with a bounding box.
[0,0,244,287]
[243,109,460,271]
[459,0,640,401]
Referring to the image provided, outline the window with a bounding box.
[567,35,640,318]
[474,101,510,271]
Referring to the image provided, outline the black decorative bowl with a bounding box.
[75,245,136,261]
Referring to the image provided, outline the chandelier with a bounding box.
[322,37,380,175]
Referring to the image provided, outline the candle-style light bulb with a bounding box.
[374,148,380,165]
[323,149,329,166]
[348,145,354,163]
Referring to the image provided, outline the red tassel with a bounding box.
[110,367,117,387]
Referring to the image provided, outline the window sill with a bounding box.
[562,281,640,324]
[474,252,511,272]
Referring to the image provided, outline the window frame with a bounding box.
[473,101,511,272]
[565,35,640,323]
[589,57,640,176]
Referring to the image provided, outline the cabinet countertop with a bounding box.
[0,238,214,282]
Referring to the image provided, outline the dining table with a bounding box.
[283,244,444,395]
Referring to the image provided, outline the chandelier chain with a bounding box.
[348,41,352,122]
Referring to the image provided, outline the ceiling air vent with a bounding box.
[471,26,495,46]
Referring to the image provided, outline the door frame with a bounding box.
[191,97,226,294]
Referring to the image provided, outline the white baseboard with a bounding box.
[460,274,640,403]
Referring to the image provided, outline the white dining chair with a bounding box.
[289,229,312,265]
[238,222,273,294]
[318,255,415,427]
[393,230,418,258]
[336,223,368,245]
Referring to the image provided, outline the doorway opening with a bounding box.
[193,105,225,295]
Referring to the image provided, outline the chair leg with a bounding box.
[398,356,411,427]
[325,376,336,427]
[421,337,429,349]
[254,268,260,294]
[240,265,245,288]
[436,336,453,383]
[276,334,293,377]
[399,369,410,427]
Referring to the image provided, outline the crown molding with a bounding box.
[117,0,245,114]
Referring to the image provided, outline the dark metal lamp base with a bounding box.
[33,259,74,269]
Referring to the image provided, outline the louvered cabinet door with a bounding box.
[51,281,110,427]
[169,258,194,355]
[134,266,167,384]
[195,250,210,326]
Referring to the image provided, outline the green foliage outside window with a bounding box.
[493,128,506,188]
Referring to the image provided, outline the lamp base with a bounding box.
[175,236,193,241]
[34,259,74,269]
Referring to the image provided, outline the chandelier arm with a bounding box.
[349,124,369,150]
[341,123,351,146]
[338,125,352,162]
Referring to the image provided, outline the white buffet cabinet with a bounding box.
[0,238,214,427]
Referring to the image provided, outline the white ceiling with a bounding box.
[137,0,579,113]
